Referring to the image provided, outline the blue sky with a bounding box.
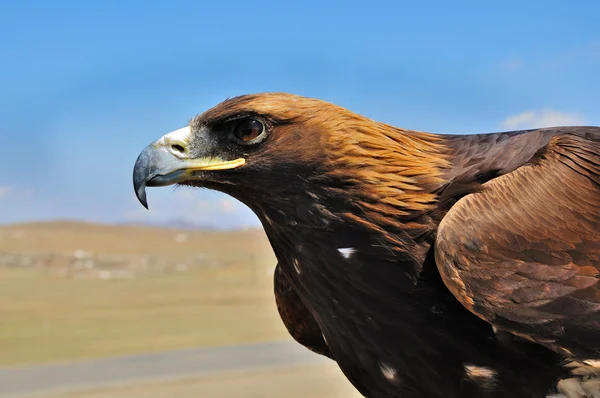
[1,0,598,228]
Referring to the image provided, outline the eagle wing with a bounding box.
[435,132,600,359]
[273,263,332,359]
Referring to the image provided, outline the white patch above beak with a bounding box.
[157,126,192,144]
[153,126,192,158]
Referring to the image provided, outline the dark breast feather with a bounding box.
[435,128,600,359]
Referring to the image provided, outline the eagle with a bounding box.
[132,93,600,398]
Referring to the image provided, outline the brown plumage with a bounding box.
[436,133,600,358]
[133,92,600,398]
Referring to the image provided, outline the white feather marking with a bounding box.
[464,364,497,379]
[337,247,356,259]
[584,360,600,369]
[564,359,600,377]
[464,364,497,390]
[555,377,600,398]
[379,362,397,381]
[293,258,301,274]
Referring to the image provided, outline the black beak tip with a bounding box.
[136,187,149,210]
[133,148,152,210]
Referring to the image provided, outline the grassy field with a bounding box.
[0,221,289,368]
[0,220,276,267]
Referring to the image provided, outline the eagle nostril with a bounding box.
[171,144,187,155]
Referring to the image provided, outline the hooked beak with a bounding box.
[132,126,245,209]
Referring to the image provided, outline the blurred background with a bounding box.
[0,1,598,397]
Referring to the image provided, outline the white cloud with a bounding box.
[501,109,586,130]
[0,186,12,199]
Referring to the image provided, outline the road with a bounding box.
[0,340,338,398]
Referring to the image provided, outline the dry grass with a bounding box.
[0,220,276,267]
[0,221,290,368]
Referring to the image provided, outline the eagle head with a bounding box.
[133,92,450,255]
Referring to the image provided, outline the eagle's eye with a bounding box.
[231,118,265,144]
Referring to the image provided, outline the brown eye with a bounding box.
[232,119,265,143]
